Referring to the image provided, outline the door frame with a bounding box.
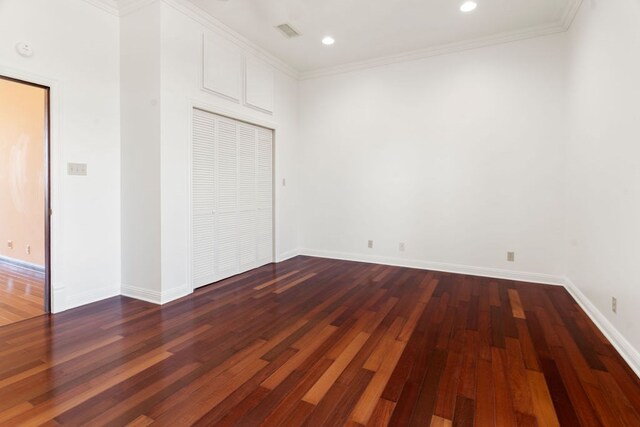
[0,74,51,313]
[187,100,278,293]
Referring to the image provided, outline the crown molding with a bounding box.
[78,0,119,16]
[117,0,156,15]
[561,0,583,30]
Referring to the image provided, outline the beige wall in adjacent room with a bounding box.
[0,78,46,267]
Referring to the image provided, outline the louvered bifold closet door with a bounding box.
[215,117,240,279]
[192,109,273,289]
[238,123,258,270]
[256,128,273,263]
[192,109,216,288]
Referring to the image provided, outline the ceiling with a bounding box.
[186,0,576,76]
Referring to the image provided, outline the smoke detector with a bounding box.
[275,23,301,39]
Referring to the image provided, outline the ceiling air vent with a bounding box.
[275,23,301,39]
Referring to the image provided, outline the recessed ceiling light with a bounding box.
[460,1,477,12]
[322,36,335,46]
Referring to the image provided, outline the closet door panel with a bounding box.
[191,110,216,288]
[256,128,273,263]
[216,211,238,276]
[216,119,238,211]
[215,118,239,278]
[238,210,257,268]
[238,124,258,269]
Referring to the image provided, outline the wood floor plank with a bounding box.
[303,331,370,404]
[366,398,396,427]
[508,289,526,319]
[452,396,474,427]
[0,256,637,425]
[350,339,406,425]
[527,369,561,427]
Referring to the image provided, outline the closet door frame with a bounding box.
[188,101,277,292]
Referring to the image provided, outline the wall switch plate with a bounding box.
[7,241,13,249]
[68,163,87,176]
[282,178,286,186]
[507,252,515,262]
[399,242,405,252]
[612,297,617,314]
[368,240,373,249]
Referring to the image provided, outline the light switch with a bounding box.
[68,163,87,176]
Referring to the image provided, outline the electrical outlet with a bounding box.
[67,162,87,176]
[7,240,13,249]
[612,297,617,314]
[507,252,515,262]
[399,242,405,252]
[368,240,373,249]
[282,178,286,187]
[26,245,31,255]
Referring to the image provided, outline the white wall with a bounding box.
[298,35,567,283]
[565,0,640,368]
[120,2,162,300]
[159,1,299,299]
[0,0,121,312]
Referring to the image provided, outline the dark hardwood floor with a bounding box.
[0,256,638,426]
[0,261,45,327]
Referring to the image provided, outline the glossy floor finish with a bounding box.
[0,256,639,426]
[0,262,45,326]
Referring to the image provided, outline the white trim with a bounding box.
[299,249,564,286]
[78,0,120,16]
[563,277,640,378]
[51,285,66,314]
[122,283,191,305]
[561,0,584,30]
[122,284,161,304]
[162,285,192,304]
[190,99,278,132]
[66,285,120,310]
[276,249,300,263]
[117,0,156,16]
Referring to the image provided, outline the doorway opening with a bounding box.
[0,75,50,325]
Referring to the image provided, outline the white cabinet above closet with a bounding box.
[202,32,275,114]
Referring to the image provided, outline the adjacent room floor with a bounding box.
[0,256,638,425]
[0,261,45,327]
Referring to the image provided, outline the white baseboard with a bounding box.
[161,285,192,304]
[122,283,192,305]
[121,284,162,304]
[276,249,301,263]
[65,285,120,311]
[564,277,640,378]
[51,285,67,314]
[299,248,564,286]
